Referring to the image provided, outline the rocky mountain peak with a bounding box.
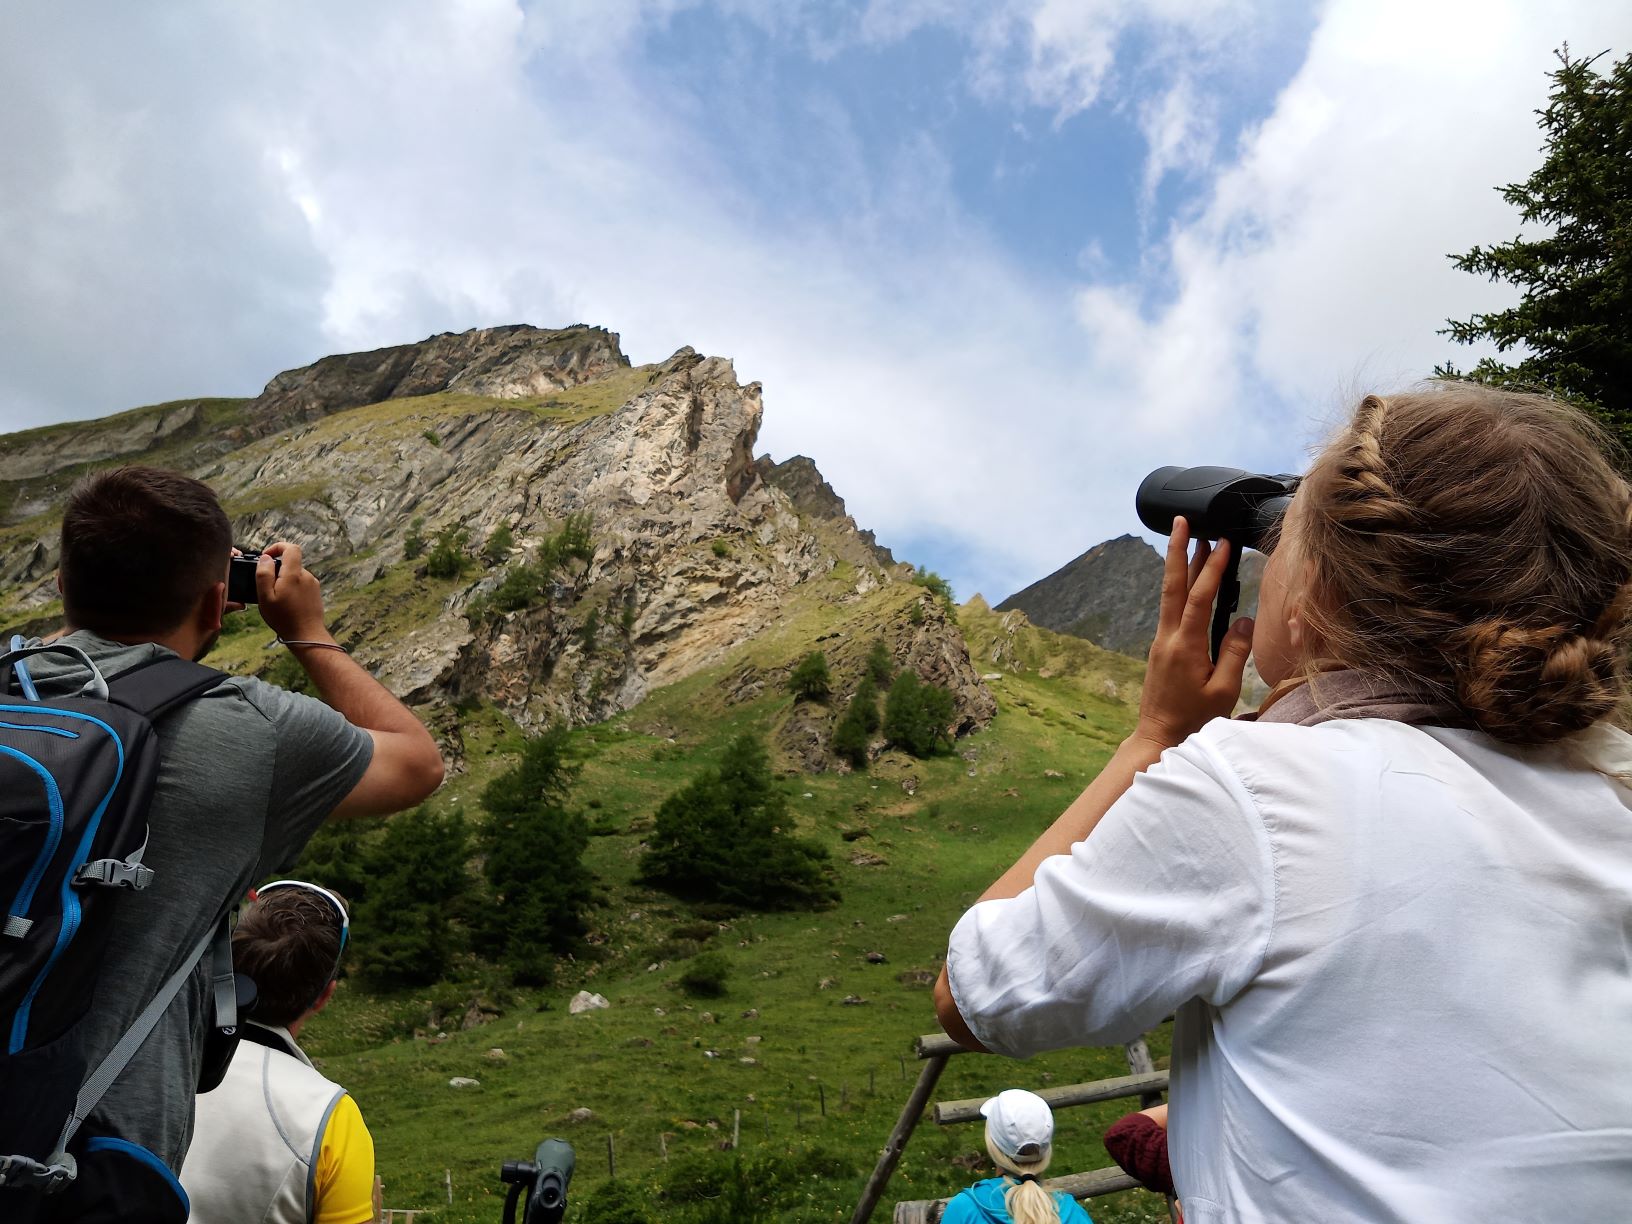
[1,325,995,765]
[998,534,1164,656]
[752,454,896,568]
[247,323,629,437]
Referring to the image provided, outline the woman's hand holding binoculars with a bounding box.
[1134,516,1255,750]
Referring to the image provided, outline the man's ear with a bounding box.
[197,580,227,637]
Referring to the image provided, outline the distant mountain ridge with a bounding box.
[999,534,1265,660]
[998,535,1164,656]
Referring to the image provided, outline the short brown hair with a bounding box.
[234,889,347,1027]
[1297,384,1632,743]
[59,465,232,636]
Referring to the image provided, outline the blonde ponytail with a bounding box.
[984,1134,1061,1224]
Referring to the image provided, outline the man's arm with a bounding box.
[257,542,444,818]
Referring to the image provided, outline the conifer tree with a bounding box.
[788,651,832,702]
[640,734,836,910]
[352,807,473,989]
[478,726,595,983]
[883,671,955,758]
[833,676,880,769]
[864,640,894,686]
[1440,49,1632,448]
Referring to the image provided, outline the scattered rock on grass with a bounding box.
[569,991,610,1014]
[448,1077,481,1089]
[842,995,869,1006]
[865,951,888,964]
[567,1108,595,1124]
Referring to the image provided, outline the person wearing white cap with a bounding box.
[939,1089,1092,1224]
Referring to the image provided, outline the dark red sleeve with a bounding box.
[1103,1112,1175,1197]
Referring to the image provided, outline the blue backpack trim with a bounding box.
[2,709,126,1056]
[81,1137,189,1214]
[1,747,66,946]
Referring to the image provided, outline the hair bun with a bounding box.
[1453,621,1622,743]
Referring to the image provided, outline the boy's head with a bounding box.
[59,465,232,640]
[234,882,350,1029]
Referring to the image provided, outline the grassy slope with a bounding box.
[294,597,1166,1223]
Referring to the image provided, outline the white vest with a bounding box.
[179,1023,347,1224]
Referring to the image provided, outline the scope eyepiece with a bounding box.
[1135,466,1300,554]
[500,1139,575,1224]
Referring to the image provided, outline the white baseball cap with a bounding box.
[980,1089,1054,1162]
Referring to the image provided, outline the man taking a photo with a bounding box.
[1,465,443,1222]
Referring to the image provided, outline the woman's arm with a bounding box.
[936,520,1255,1047]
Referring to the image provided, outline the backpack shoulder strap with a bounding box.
[105,656,227,721]
[43,919,229,1173]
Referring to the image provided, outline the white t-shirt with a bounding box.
[946,716,1632,1223]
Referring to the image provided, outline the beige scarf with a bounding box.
[1242,668,1632,786]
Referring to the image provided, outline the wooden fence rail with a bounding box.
[932,1069,1169,1125]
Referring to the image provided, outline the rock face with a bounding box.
[753,455,895,567]
[246,323,628,437]
[998,534,1265,659]
[0,325,995,758]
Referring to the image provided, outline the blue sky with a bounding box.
[2,1,1630,601]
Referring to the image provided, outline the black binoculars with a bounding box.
[500,1138,574,1224]
[1135,466,1301,660]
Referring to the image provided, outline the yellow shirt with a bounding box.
[313,1093,376,1224]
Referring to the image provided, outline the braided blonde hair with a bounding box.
[1295,384,1632,743]
[983,1133,1061,1224]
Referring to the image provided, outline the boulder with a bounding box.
[569,991,610,1014]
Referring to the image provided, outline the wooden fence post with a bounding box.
[846,1053,949,1224]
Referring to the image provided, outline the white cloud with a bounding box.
[1,0,1629,607]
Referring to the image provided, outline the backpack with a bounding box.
[0,639,237,1218]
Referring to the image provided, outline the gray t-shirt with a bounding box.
[19,631,372,1172]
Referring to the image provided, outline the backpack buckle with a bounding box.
[0,1151,76,1192]
[73,859,155,890]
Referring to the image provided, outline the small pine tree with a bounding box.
[352,807,473,989]
[865,640,893,686]
[478,726,595,984]
[639,734,836,911]
[425,523,471,580]
[404,515,427,560]
[883,672,955,758]
[484,522,515,565]
[832,676,880,769]
[788,651,832,702]
[679,951,730,998]
[580,607,600,654]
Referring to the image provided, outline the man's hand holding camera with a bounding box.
[253,541,336,649]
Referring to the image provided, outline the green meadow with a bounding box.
[282,599,1170,1222]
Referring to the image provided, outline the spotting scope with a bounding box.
[1135,466,1301,660]
[500,1138,574,1224]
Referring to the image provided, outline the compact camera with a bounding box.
[227,551,281,605]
